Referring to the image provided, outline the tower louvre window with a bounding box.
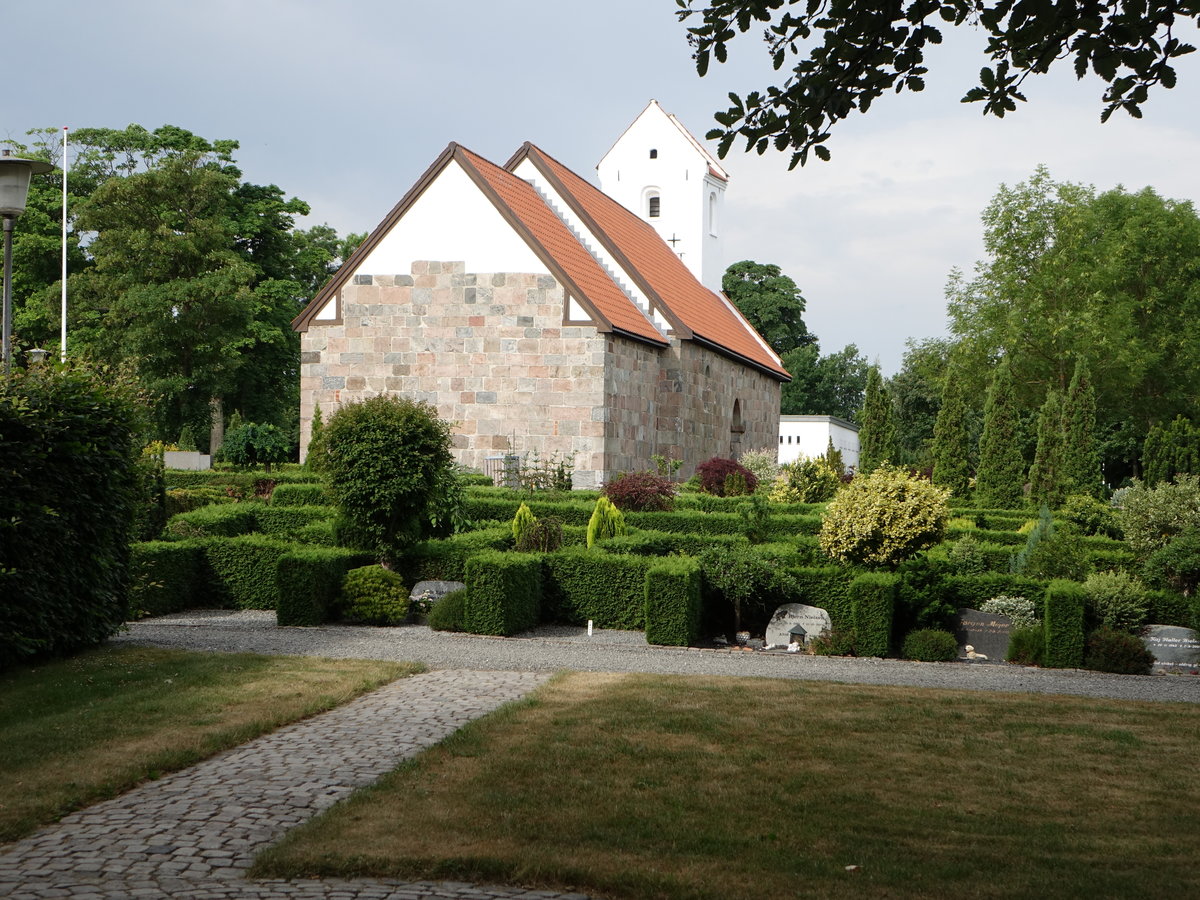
[648,195,660,217]
[649,148,658,159]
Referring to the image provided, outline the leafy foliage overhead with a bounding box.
[721,260,815,356]
[677,0,1197,166]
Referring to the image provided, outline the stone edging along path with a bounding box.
[0,669,595,900]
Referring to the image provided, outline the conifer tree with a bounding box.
[856,365,896,476]
[1029,390,1067,509]
[931,355,972,497]
[975,357,1025,509]
[1143,416,1200,486]
[1061,358,1101,496]
[824,436,845,476]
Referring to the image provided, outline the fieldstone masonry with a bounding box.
[299,261,781,487]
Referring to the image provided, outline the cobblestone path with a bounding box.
[0,669,593,900]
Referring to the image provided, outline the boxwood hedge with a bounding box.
[464,550,542,636]
[542,548,654,629]
[276,546,373,626]
[645,557,702,646]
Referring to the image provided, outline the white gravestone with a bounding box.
[766,603,832,649]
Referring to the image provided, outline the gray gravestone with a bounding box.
[766,603,832,648]
[954,608,1013,663]
[1143,625,1200,673]
[409,581,466,607]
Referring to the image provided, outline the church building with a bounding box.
[293,101,789,488]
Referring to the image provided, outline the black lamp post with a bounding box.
[0,149,54,373]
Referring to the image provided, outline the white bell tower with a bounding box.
[597,100,729,292]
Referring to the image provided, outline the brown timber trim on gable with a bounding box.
[453,147,668,349]
[292,143,461,333]
[504,143,693,340]
[562,292,596,327]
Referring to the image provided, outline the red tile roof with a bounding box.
[509,144,789,380]
[454,148,666,345]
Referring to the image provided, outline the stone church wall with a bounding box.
[299,261,609,484]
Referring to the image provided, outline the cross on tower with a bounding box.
[667,234,681,247]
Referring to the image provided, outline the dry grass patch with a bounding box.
[255,672,1200,899]
[0,646,418,843]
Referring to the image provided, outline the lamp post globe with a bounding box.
[1,150,55,373]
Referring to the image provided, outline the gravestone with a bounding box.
[410,580,465,608]
[954,608,1013,663]
[766,603,832,649]
[1142,625,1200,673]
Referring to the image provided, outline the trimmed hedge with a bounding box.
[399,527,514,583]
[276,547,372,626]
[947,527,1026,546]
[849,573,898,658]
[626,509,823,538]
[541,548,654,628]
[164,487,235,517]
[784,567,855,631]
[254,505,336,537]
[1145,589,1200,630]
[601,529,750,558]
[644,557,702,646]
[944,575,1048,615]
[293,520,339,546]
[163,468,321,490]
[270,483,331,507]
[202,535,294,610]
[166,504,259,539]
[1043,579,1087,668]
[465,496,593,527]
[128,540,206,618]
[464,550,542,636]
[1,368,140,667]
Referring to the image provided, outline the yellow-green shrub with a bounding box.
[818,465,950,568]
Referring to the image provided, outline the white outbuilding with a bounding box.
[778,415,859,472]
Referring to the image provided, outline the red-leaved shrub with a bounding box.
[602,471,677,511]
[695,457,758,496]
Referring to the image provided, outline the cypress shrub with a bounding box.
[1,367,141,667]
[974,358,1026,509]
[931,354,973,498]
[857,364,897,476]
[202,535,294,610]
[270,483,330,507]
[849,572,898,657]
[1061,359,1101,497]
[1043,579,1086,668]
[165,504,259,539]
[586,496,627,548]
[645,557,702,646]
[541,548,653,628]
[276,547,370,626]
[1029,390,1068,510]
[127,540,205,618]
[463,551,541,636]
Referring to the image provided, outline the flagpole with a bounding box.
[60,126,68,362]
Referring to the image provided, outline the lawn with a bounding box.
[254,672,1200,899]
[0,645,419,843]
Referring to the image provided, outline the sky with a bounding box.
[5,1,1200,375]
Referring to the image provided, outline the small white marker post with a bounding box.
[587,620,593,637]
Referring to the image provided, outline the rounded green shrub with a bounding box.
[769,457,842,503]
[324,395,463,561]
[901,629,958,662]
[1006,626,1046,665]
[737,447,779,489]
[427,589,467,632]
[818,465,950,569]
[1083,627,1154,675]
[809,627,857,657]
[1083,570,1148,633]
[1142,528,1200,597]
[1059,493,1121,539]
[1119,475,1200,559]
[339,565,409,625]
[216,422,292,471]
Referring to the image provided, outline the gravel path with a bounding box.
[115,609,1200,704]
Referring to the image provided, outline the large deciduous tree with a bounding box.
[947,167,1200,482]
[677,0,1197,166]
[780,342,868,420]
[721,260,815,356]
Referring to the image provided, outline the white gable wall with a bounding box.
[597,101,726,293]
[354,160,549,278]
